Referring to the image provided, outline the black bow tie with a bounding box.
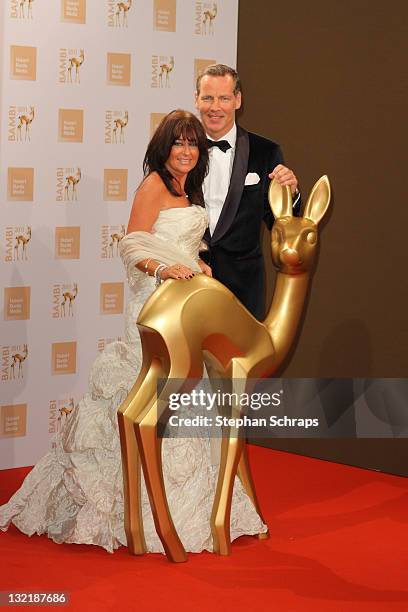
[206,139,231,153]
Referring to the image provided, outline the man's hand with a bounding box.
[198,259,212,277]
[269,164,298,195]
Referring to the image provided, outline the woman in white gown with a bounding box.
[0,110,267,554]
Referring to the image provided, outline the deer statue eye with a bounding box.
[305,230,317,244]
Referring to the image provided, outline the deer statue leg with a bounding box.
[118,351,165,555]
[135,371,191,563]
[210,359,247,555]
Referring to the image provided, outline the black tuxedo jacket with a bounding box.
[203,125,298,321]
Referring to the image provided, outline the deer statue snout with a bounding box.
[280,248,301,267]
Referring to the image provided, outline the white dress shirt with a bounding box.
[203,124,237,235]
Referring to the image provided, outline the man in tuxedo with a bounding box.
[195,64,300,320]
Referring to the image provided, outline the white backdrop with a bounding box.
[0,0,238,469]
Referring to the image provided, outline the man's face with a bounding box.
[195,74,242,139]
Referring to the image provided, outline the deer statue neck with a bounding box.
[264,270,310,365]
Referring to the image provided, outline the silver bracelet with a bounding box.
[153,263,167,287]
[144,258,152,275]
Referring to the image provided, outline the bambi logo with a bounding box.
[101,224,126,258]
[10,0,34,19]
[61,0,86,23]
[10,46,37,80]
[52,283,79,319]
[49,398,75,435]
[153,0,176,32]
[106,0,132,27]
[104,169,128,201]
[55,227,80,259]
[151,56,175,88]
[194,58,216,87]
[97,337,122,352]
[65,168,81,200]
[58,109,84,143]
[7,167,34,201]
[107,53,131,86]
[60,283,78,317]
[8,106,35,142]
[51,342,77,375]
[100,282,124,315]
[10,344,29,379]
[0,404,27,438]
[105,111,129,144]
[56,167,82,202]
[150,113,167,137]
[1,344,28,382]
[3,287,31,321]
[4,226,32,262]
[14,226,32,260]
[59,49,85,84]
[201,2,217,35]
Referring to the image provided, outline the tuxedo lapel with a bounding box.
[210,126,249,244]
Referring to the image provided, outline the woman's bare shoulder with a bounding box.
[137,172,165,196]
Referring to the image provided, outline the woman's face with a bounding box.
[165,135,199,180]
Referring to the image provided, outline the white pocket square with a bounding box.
[244,172,260,186]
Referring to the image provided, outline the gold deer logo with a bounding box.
[202,3,217,35]
[109,225,126,257]
[17,106,34,142]
[14,226,31,260]
[159,57,174,88]
[19,0,34,19]
[67,50,85,83]
[112,111,128,144]
[58,398,75,421]
[118,175,331,562]
[64,168,81,201]
[115,0,132,26]
[10,344,28,379]
[60,283,78,317]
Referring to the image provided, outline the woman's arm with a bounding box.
[127,173,163,233]
[127,174,194,281]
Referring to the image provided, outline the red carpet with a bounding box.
[1,446,408,611]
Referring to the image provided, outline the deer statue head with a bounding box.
[269,175,330,275]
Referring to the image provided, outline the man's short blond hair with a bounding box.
[196,64,241,96]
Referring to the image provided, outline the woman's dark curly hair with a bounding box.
[143,109,208,206]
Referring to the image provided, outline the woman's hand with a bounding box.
[161,264,195,280]
[198,260,212,277]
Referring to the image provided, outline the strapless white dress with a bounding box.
[0,206,267,553]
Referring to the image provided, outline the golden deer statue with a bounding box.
[118,175,331,562]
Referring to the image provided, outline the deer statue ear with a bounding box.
[268,179,293,219]
[303,175,331,225]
